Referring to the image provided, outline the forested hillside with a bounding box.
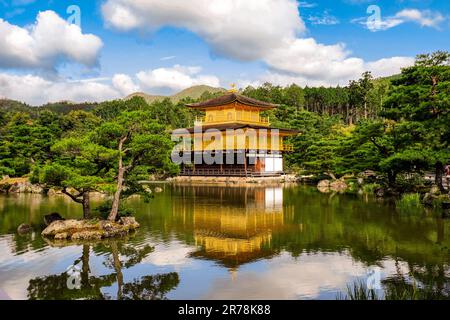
[0,52,449,195]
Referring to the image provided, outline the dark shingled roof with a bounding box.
[173,123,299,135]
[186,93,278,109]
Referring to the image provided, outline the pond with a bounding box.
[0,185,449,300]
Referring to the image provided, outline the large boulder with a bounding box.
[17,224,32,234]
[42,220,88,237]
[9,181,32,193]
[330,180,348,192]
[44,213,65,226]
[119,217,140,229]
[317,180,331,193]
[42,218,140,240]
[31,185,44,194]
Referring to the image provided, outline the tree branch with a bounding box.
[62,188,83,203]
[369,137,389,156]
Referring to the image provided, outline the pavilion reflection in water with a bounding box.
[172,185,294,271]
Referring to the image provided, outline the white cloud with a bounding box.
[102,0,305,61]
[0,64,221,105]
[263,38,414,86]
[0,10,103,69]
[112,73,140,96]
[308,12,340,25]
[136,65,220,92]
[101,0,413,87]
[257,55,414,87]
[365,56,415,78]
[298,1,317,9]
[396,9,445,28]
[355,8,445,32]
[160,55,176,61]
[0,73,120,105]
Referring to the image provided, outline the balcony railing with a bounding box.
[173,143,294,152]
[195,114,270,126]
[283,143,294,152]
[180,168,283,177]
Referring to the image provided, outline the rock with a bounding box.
[9,181,31,193]
[72,231,103,241]
[90,192,107,199]
[42,218,140,240]
[357,178,364,186]
[330,180,348,192]
[17,224,32,234]
[375,187,399,198]
[66,187,78,195]
[47,188,58,196]
[42,220,88,237]
[154,187,163,193]
[284,174,299,183]
[54,232,69,240]
[31,185,44,194]
[318,180,330,188]
[375,188,385,198]
[119,216,140,229]
[143,186,152,194]
[100,220,115,232]
[2,175,10,180]
[361,170,377,178]
[317,180,331,193]
[127,194,142,200]
[44,213,65,226]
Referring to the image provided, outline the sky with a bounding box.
[0,0,449,105]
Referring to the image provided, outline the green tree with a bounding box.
[37,138,115,219]
[93,110,177,221]
[383,51,450,191]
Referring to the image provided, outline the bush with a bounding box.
[362,183,381,194]
[95,201,135,220]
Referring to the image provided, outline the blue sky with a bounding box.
[0,0,449,105]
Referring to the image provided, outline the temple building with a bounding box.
[172,90,298,177]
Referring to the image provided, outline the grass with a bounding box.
[362,183,381,194]
[396,193,423,213]
[336,280,380,300]
[337,279,450,300]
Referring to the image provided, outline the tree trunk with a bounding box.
[364,101,368,119]
[109,166,125,221]
[435,161,446,193]
[81,245,90,287]
[388,170,397,187]
[82,192,91,219]
[110,242,123,300]
[108,136,128,222]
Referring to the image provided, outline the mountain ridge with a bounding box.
[125,85,227,104]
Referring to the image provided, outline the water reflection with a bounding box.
[27,240,179,300]
[173,186,290,269]
[0,185,449,300]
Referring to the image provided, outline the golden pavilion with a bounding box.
[172,90,298,177]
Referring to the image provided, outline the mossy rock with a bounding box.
[42,217,140,241]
